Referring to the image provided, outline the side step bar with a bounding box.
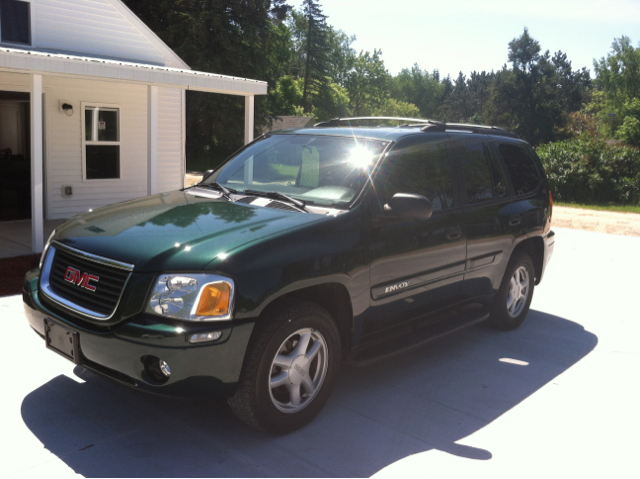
[351,306,490,365]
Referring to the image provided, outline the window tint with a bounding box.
[377,140,455,211]
[1,0,30,45]
[498,144,541,195]
[487,147,508,199]
[458,142,493,204]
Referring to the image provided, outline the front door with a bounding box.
[0,91,31,221]
[364,134,467,338]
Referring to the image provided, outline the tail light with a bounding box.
[549,191,553,222]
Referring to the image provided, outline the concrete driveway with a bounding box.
[1,227,639,477]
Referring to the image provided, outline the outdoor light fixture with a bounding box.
[59,100,73,116]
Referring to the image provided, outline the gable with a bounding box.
[30,0,188,68]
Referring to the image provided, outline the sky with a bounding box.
[295,0,640,79]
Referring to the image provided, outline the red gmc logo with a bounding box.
[64,266,99,292]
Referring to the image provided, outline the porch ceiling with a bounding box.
[0,47,267,96]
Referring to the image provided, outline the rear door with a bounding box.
[454,139,523,299]
[493,141,547,240]
[364,134,467,337]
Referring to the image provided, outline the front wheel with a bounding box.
[228,301,340,434]
[488,252,535,330]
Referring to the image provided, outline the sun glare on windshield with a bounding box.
[348,145,377,169]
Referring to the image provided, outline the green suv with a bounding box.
[23,117,555,434]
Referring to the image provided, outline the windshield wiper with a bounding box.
[199,182,236,200]
[243,189,307,210]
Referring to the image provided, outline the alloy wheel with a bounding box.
[268,328,328,413]
[506,265,529,318]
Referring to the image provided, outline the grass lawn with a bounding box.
[557,202,640,214]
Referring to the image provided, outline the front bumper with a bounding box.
[23,271,255,398]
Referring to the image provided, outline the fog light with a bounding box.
[159,359,171,377]
[189,331,222,343]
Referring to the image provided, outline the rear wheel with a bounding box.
[228,301,340,434]
[488,253,535,330]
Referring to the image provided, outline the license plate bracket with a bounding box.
[45,318,81,365]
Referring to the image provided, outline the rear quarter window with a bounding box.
[498,143,541,195]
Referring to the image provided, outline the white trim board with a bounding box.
[0,47,268,96]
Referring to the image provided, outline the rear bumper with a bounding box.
[23,273,255,398]
[538,229,555,284]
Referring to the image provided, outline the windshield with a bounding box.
[205,134,388,207]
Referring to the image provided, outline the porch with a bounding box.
[0,46,267,255]
[0,219,64,258]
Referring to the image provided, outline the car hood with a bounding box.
[54,190,330,272]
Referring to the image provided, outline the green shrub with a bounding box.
[536,135,640,204]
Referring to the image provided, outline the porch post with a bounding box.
[244,95,254,145]
[147,85,158,195]
[31,74,44,253]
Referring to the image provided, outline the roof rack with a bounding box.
[312,117,517,138]
[314,117,444,129]
[443,123,518,138]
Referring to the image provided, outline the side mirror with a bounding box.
[384,193,433,220]
[202,170,213,181]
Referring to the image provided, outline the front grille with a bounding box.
[45,246,131,318]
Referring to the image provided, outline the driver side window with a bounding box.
[376,140,455,211]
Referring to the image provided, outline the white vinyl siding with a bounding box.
[33,0,173,66]
[43,75,148,219]
[157,87,183,192]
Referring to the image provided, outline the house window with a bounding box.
[83,104,121,180]
[0,0,31,45]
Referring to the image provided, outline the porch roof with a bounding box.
[0,47,267,96]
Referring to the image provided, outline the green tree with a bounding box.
[372,99,420,118]
[389,64,445,119]
[591,36,640,142]
[268,76,306,116]
[344,49,390,116]
[486,28,590,145]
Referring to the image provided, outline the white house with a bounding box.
[0,0,267,253]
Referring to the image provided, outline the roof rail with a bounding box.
[314,117,443,127]
[444,123,518,138]
[312,117,517,138]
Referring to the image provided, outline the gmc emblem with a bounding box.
[64,266,99,292]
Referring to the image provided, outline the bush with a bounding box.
[537,135,640,204]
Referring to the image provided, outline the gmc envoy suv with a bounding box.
[23,117,555,434]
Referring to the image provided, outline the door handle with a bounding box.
[446,226,462,240]
[508,215,521,226]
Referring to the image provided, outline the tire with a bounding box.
[228,300,341,434]
[488,252,535,331]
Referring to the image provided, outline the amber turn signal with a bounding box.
[196,282,231,316]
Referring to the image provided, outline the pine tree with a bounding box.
[301,0,329,112]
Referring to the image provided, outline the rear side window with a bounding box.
[377,140,455,211]
[487,147,508,199]
[498,144,541,195]
[457,142,494,204]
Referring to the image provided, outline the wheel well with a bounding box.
[513,237,544,284]
[259,283,353,359]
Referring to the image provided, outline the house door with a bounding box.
[0,91,31,221]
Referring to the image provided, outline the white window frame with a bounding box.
[81,101,122,182]
[0,0,35,47]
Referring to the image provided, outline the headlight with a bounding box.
[145,274,235,321]
[39,229,57,270]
